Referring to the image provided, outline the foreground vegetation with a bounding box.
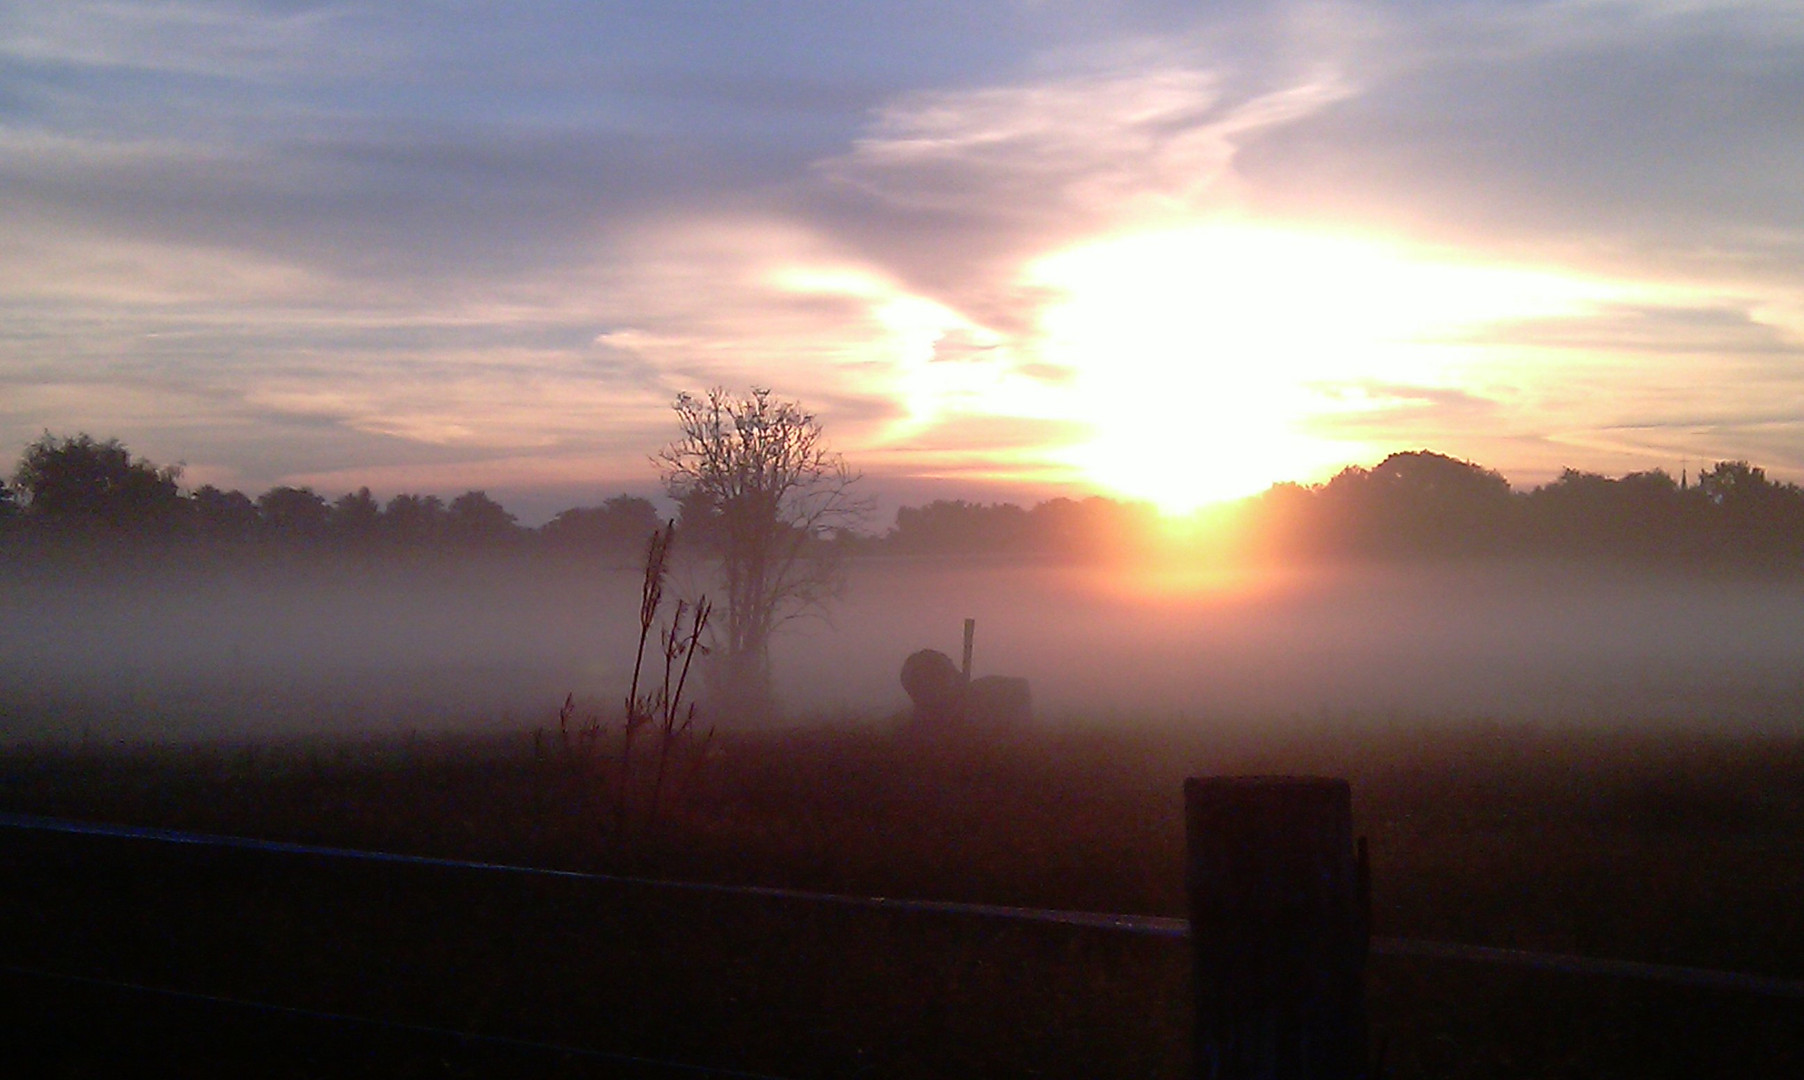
[4,718,1802,1077]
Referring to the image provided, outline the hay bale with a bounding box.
[967,674,1032,727]
[901,648,963,728]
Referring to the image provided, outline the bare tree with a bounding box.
[656,387,870,716]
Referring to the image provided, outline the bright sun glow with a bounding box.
[1024,222,1629,513]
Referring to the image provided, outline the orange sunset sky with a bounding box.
[4,2,1802,521]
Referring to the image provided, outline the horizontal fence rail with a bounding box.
[0,962,798,1080]
[5,811,1801,1000]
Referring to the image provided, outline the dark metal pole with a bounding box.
[961,618,975,685]
[1185,776,1369,1080]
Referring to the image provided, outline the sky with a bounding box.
[3,0,1803,521]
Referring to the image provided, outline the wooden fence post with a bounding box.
[1185,776,1369,1080]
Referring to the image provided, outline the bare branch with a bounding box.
[655,388,871,715]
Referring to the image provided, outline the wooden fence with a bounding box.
[4,784,1801,1078]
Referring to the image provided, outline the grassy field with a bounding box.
[3,718,1803,1077]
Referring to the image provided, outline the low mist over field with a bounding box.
[7,554,1804,743]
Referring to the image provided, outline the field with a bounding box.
[5,719,1803,1078]
[12,555,1804,743]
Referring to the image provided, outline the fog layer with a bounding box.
[5,556,1804,742]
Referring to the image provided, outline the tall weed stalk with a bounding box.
[618,522,674,832]
[615,522,711,834]
[650,596,712,825]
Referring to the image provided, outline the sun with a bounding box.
[1023,221,1623,514]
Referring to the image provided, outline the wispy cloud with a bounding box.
[0,1,371,79]
[805,62,1350,315]
[821,66,1343,218]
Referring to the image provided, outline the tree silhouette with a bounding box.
[12,432,185,538]
[889,500,1032,553]
[885,496,1157,557]
[1523,468,1684,556]
[331,487,382,548]
[673,488,724,550]
[656,387,871,717]
[258,486,331,544]
[541,495,661,552]
[1028,495,1157,556]
[446,490,520,547]
[1318,450,1514,554]
[382,493,447,548]
[191,485,260,543]
[1696,460,1804,557]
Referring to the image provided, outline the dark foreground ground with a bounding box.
[3,720,1803,1078]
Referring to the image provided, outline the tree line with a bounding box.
[1249,450,1804,564]
[877,450,1804,566]
[8,434,1804,567]
[883,496,1160,557]
[0,433,662,556]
